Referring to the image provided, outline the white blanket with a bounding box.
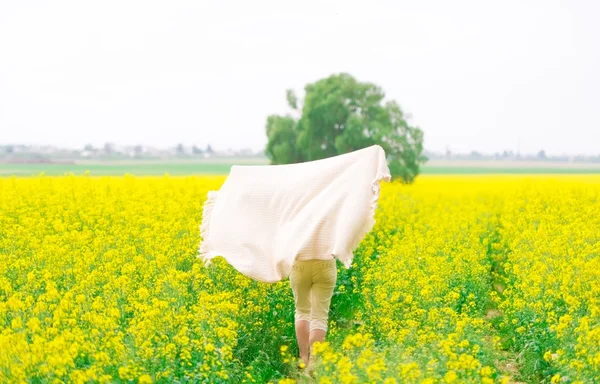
[197,144,391,283]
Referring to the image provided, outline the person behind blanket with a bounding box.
[289,251,337,369]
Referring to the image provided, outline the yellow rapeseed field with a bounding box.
[1,174,599,383]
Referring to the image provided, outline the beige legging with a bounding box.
[289,258,337,332]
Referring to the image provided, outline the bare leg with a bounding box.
[295,319,310,365]
[308,328,326,367]
[309,328,326,348]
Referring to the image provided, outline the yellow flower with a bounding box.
[479,366,493,377]
[444,370,458,383]
[118,367,130,380]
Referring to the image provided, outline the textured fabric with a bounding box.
[296,252,336,261]
[289,259,337,332]
[197,144,391,283]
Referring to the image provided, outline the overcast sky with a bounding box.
[1,0,598,155]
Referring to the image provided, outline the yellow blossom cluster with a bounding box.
[307,177,509,383]
[0,175,293,383]
[1,174,599,383]
[494,176,600,382]
[300,176,599,383]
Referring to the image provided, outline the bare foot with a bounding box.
[297,357,308,370]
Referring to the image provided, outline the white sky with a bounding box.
[1,0,599,155]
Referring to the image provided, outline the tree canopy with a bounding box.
[265,73,427,183]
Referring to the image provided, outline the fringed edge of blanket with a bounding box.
[198,190,219,266]
[338,170,392,268]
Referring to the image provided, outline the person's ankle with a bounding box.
[299,355,308,367]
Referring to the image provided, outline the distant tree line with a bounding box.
[0,143,271,161]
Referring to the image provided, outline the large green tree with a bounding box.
[265,73,427,183]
